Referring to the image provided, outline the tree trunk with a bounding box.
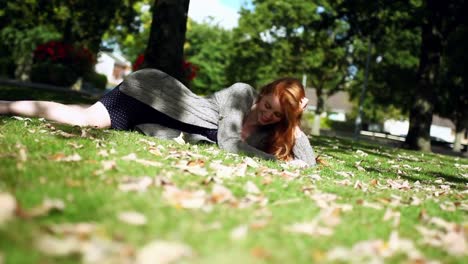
[453,128,464,152]
[312,88,325,136]
[405,1,442,151]
[144,0,190,84]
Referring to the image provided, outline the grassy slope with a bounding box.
[0,87,467,264]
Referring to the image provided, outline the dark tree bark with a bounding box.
[143,0,190,84]
[405,0,443,151]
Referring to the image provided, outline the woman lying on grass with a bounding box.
[0,69,316,166]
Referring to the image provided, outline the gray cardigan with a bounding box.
[119,69,316,166]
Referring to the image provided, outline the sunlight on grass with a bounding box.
[0,115,467,264]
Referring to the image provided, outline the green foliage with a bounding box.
[103,0,153,62]
[434,24,468,130]
[0,25,61,77]
[229,0,351,97]
[185,19,234,94]
[84,72,108,90]
[29,62,78,87]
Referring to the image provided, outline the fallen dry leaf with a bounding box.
[0,193,16,225]
[210,184,235,204]
[326,231,434,263]
[245,181,261,194]
[285,221,334,236]
[118,176,153,192]
[173,133,186,145]
[136,240,193,264]
[243,157,259,168]
[209,162,246,179]
[67,142,83,149]
[49,153,82,162]
[27,198,65,217]
[122,153,162,167]
[175,160,208,176]
[230,225,248,240]
[383,208,401,227]
[117,211,147,226]
[163,186,207,209]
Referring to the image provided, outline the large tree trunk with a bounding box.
[405,0,442,151]
[144,0,190,84]
[312,88,325,136]
[453,128,464,152]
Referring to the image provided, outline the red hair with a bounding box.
[258,78,306,160]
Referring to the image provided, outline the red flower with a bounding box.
[132,54,145,71]
[132,54,198,81]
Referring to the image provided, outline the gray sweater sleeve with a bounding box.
[215,83,276,160]
[292,130,316,166]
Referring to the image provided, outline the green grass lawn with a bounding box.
[0,86,467,264]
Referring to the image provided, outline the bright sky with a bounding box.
[188,0,251,29]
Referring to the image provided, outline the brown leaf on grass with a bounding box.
[357,200,384,210]
[117,211,147,226]
[416,214,468,256]
[136,240,193,264]
[118,176,153,192]
[335,179,352,186]
[251,247,271,260]
[162,186,207,210]
[386,179,412,190]
[230,225,248,240]
[243,157,260,168]
[11,116,32,121]
[93,160,117,175]
[49,153,82,162]
[173,133,186,145]
[245,181,261,194]
[285,206,345,237]
[67,142,83,149]
[356,149,369,157]
[55,130,77,138]
[383,208,401,227]
[209,162,246,179]
[210,184,235,204]
[238,194,269,208]
[336,171,354,178]
[326,231,432,263]
[355,160,366,171]
[439,201,457,212]
[285,221,334,236]
[15,143,27,162]
[175,160,208,176]
[36,235,81,257]
[36,222,135,263]
[0,193,17,225]
[97,149,109,157]
[26,198,65,218]
[122,153,163,167]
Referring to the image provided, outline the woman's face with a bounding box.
[256,93,284,125]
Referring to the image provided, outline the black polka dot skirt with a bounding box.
[98,86,218,143]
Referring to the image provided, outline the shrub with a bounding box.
[83,72,108,90]
[0,57,15,78]
[31,41,96,86]
[30,62,79,87]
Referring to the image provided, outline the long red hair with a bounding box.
[258,78,306,160]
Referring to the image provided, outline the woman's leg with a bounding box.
[0,100,111,128]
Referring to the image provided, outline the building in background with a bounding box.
[95,51,131,88]
[305,88,465,145]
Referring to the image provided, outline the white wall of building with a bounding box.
[384,119,455,143]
